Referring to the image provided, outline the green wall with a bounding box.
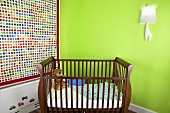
[60,0,170,113]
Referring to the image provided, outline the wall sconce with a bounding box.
[140,4,157,41]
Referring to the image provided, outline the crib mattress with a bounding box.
[47,82,122,108]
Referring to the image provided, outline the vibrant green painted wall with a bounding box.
[60,0,170,113]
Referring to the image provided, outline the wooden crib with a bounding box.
[36,56,134,113]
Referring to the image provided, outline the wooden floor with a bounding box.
[30,108,136,113]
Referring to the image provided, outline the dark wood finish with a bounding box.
[36,57,134,113]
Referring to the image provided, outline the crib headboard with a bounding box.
[36,56,56,112]
[36,56,134,113]
[114,57,134,111]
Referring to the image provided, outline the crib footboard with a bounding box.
[36,57,134,113]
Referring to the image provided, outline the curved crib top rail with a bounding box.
[36,56,134,78]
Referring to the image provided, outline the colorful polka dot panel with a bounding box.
[0,0,58,84]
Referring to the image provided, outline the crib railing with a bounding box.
[57,60,114,78]
[45,76,127,113]
[36,57,134,113]
[57,59,132,79]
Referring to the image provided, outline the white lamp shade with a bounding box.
[140,5,157,23]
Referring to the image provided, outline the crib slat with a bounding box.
[82,61,84,77]
[105,61,107,77]
[78,61,80,77]
[94,61,96,77]
[86,79,89,110]
[116,81,121,113]
[123,66,127,78]
[90,61,91,78]
[107,79,111,109]
[101,61,103,82]
[118,64,122,77]
[112,80,115,113]
[71,79,73,109]
[102,79,106,113]
[97,61,99,77]
[46,64,49,73]
[54,79,58,112]
[122,65,125,77]
[86,61,88,83]
[81,78,84,109]
[108,61,111,77]
[122,66,125,77]
[65,78,68,112]
[57,59,60,69]
[66,61,68,76]
[70,61,72,77]
[112,61,114,79]
[92,79,94,109]
[76,78,78,110]
[60,79,63,113]
[97,79,100,112]
[89,61,91,83]
[62,61,64,75]
[74,61,76,77]
[113,62,117,78]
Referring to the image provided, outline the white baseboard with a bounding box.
[129,103,157,113]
